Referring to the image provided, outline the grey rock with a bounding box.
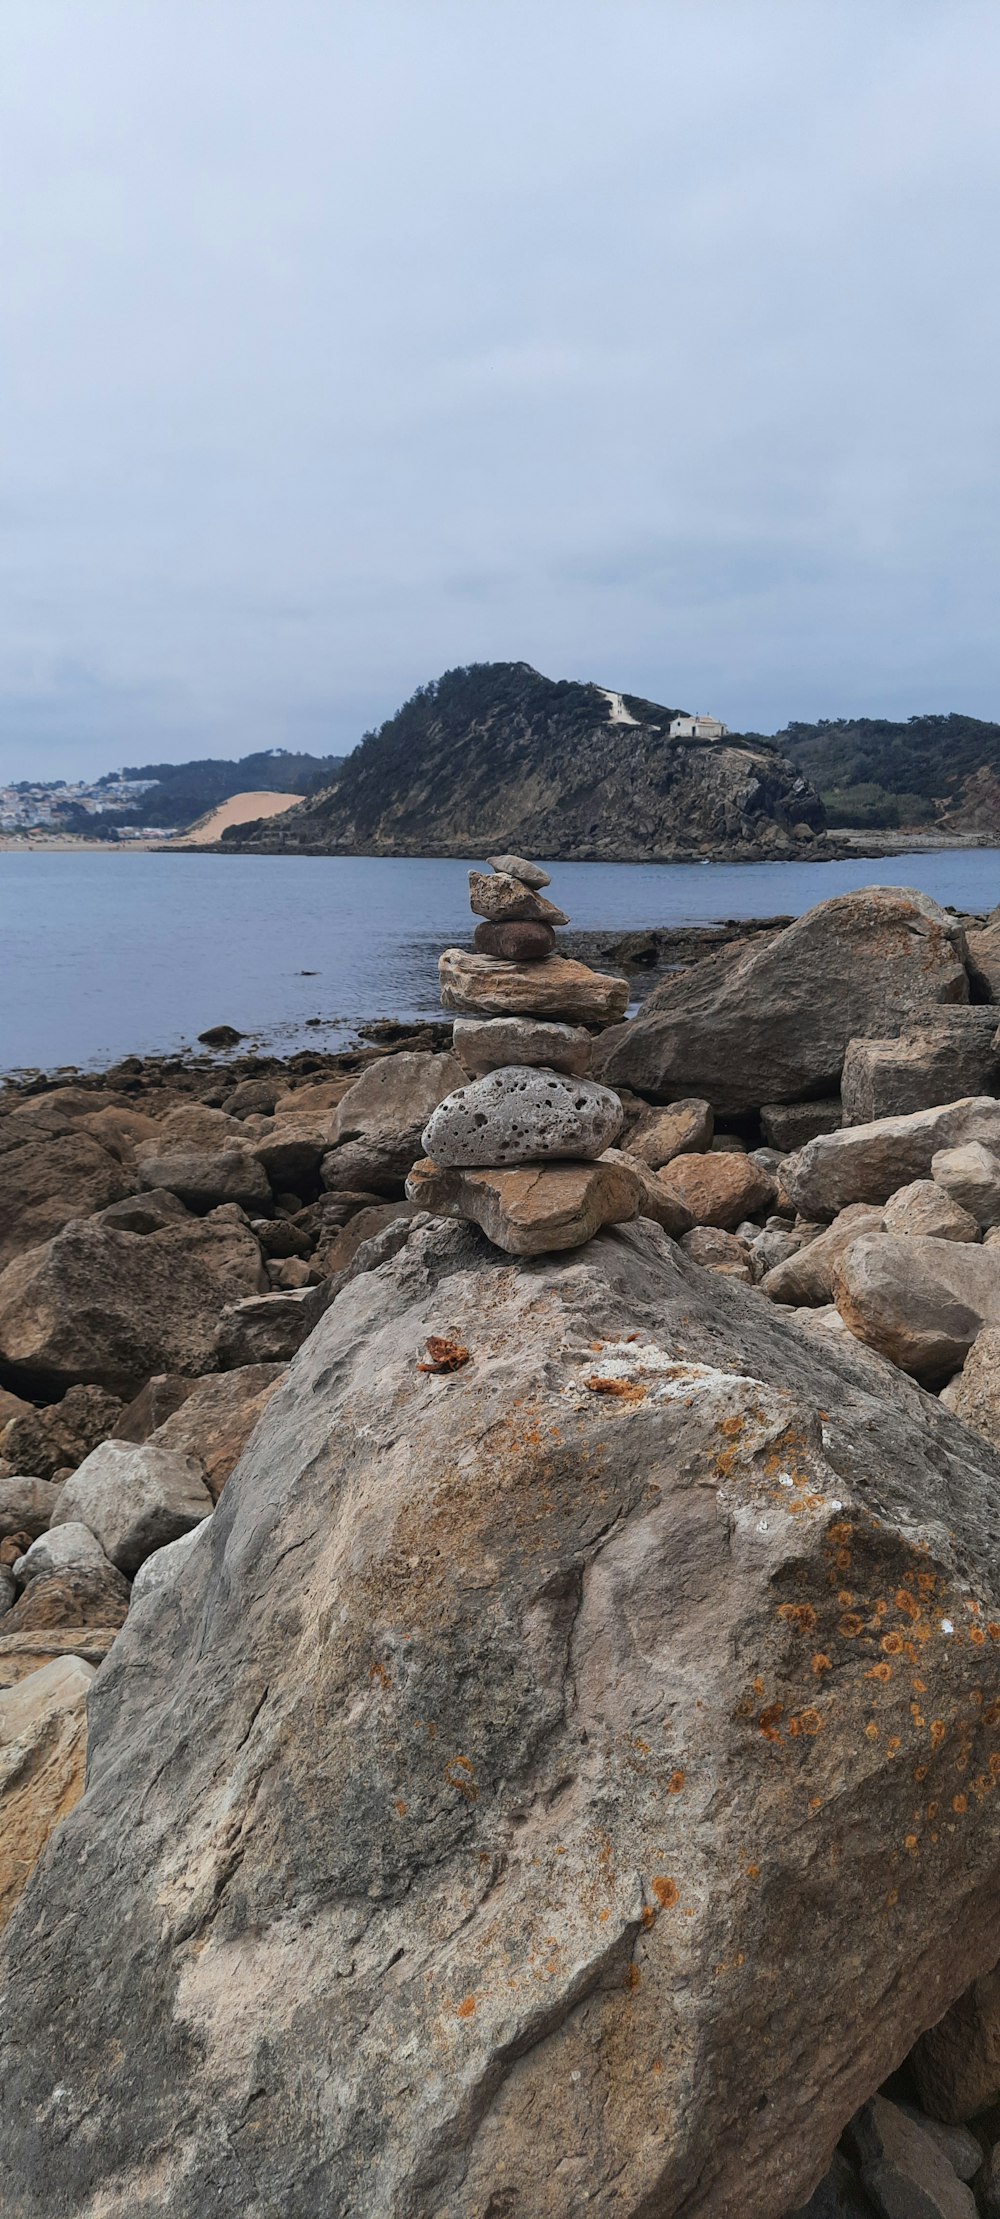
[0,1477,64,1542]
[783,1099,1000,1221]
[895,2106,983,2182]
[9,1218,1000,2215]
[468,869,568,926]
[421,1066,625,1168]
[13,1523,110,1586]
[451,1014,592,1078]
[932,1142,1000,1227]
[939,1328,1000,1455]
[834,1233,1000,1380]
[594,889,971,1114]
[760,1204,887,1306]
[320,1052,466,1196]
[135,1145,272,1216]
[0,1213,267,1398]
[911,1962,1000,2123]
[790,2149,875,2217]
[847,2095,977,2217]
[883,1180,980,1243]
[0,1566,15,1618]
[98,1187,192,1233]
[487,853,551,886]
[680,1224,752,1277]
[841,1011,1000,1125]
[129,1521,208,1606]
[760,1099,842,1152]
[51,1439,213,1575]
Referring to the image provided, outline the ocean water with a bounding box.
[2,847,999,1076]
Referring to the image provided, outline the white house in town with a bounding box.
[668,712,729,740]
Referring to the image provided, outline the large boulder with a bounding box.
[8,1221,1000,2215]
[320,1051,465,1196]
[841,1012,1000,1125]
[932,1141,1000,1227]
[0,1383,126,1481]
[0,1479,64,1543]
[51,1439,213,1575]
[760,1204,886,1306]
[593,890,971,1114]
[939,1326,1000,1453]
[0,1213,266,1398]
[135,1145,272,1216]
[0,1132,135,1271]
[833,1234,1000,1380]
[782,1098,1000,1221]
[145,1365,286,1501]
[910,1963,1000,2123]
[0,1655,94,1931]
[1,1562,131,1634]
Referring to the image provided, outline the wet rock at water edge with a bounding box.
[421,1067,625,1169]
[472,919,557,963]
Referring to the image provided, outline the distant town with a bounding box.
[0,775,171,838]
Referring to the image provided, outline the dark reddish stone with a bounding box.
[473,921,557,963]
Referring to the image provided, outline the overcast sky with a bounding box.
[0,1,998,780]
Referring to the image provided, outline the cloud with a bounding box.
[0,0,997,775]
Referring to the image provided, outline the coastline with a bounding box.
[3,828,997,863]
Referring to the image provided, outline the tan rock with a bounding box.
[0,1132,134,1272]
[145,1364,286,1501]
[841,1012,1000,1124]
[883,1179,980,1243]
[760,1204,886,1306]
[468,870,567,926]
[405,1155,641,1253]
[1,1564,130,1634]
[932,1141,1000,1227]
[937,1327,1000,1456]
[680,1225,752,1279]
[0,1655,94,1930]
[783,1098,1000,1220]
[451,1015,592,1079]
[599,1150,693,1238]
[273,1076,357,1116]
[656,1151,776,1231]
[438,949,629,1025]
[834,1234,1000,1379]
[0,1628,115,1687]
[628,1098,713,1168]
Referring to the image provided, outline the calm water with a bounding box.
[2,847,999,1075]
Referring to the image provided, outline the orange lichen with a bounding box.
[778,1603,818,1634]
[953,1794,969,1815]
[758,1704,785,1742]
[746,1863,760,1879]
[418,1337,471,1373]
[882,1632,905,1656]
[867,1663,893,1684]
[394,1798,408,1817]
[627,1964,642,1991]
[812,1654,832,1678]
[930,1721,947,1749]
[456,1995,477,2018]
[667,1770,686,1795]
[585,1376,647,1401]
[652,1876,679,1909]
[840,1614,865,1638]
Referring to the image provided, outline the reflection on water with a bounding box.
[2,846,998,1074]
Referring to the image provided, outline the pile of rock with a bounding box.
[407,856,648,1252]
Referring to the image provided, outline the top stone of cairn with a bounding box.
[469,871,568,927]
[487,854,550,888]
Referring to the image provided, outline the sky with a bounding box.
[0,1,999,781]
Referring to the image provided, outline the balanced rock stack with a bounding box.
[407,856,647,1253]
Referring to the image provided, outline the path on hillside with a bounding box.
[597,688,639,725]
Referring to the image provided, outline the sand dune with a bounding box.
[179,791,304,845]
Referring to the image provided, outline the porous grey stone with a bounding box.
[421,1067,625,1168]
[50,1439,213,1576]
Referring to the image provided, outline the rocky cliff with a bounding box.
[230,662,827,862]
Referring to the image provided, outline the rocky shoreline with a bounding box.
[8,879,1000,2211]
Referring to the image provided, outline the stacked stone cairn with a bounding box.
[407,856,667,1254]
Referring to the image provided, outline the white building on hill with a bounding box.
[668,712,729,740]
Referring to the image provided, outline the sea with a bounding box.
[2,847,999,1077]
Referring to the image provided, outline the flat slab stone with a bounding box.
[452,1015,592,1079]
[469,870,567,926]
[405,1156,641,1253]
[487,854,551,887]
[421,1068,624,1168]
[439,950,629,1025]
